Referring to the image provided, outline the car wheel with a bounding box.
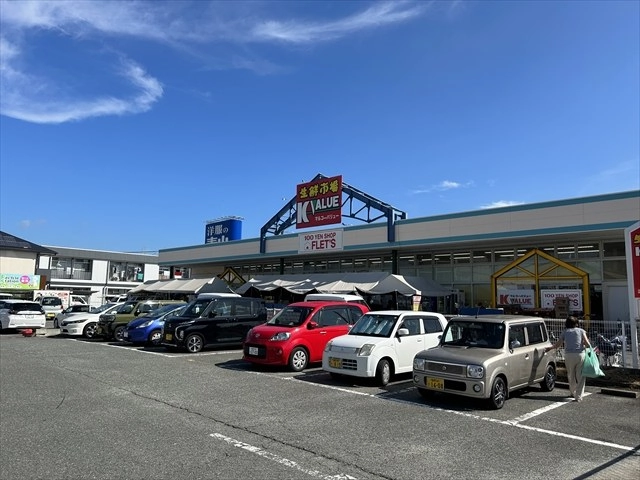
[83,322,97,339]
[148,329,162,346]
[185,334,204,353]
[375,359,391,387]
[488,376,507,409]
[288,347,308,372]
[540,364,556,392]
[113,326,126,342]
[417,388,435,400]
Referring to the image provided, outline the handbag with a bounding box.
[581,347,605,378]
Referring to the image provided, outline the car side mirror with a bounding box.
[510,340,521,349]
[208,311,217,318]
[307,321,318,329]
[397,328,409,336]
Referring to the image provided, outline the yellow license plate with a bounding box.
[426,377,444,390]
[329,357,342,368]
[164,334,173,341]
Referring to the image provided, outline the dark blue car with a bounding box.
[124,304,186,346]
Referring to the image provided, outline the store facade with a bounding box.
[158,179,639,325]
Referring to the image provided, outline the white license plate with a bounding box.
[24,315,34,319]
[249,347,259,356]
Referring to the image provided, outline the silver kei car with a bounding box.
[412,315,557,409]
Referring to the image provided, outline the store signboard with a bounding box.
[0,273,41,290]
[296,175,342,229]
[540,289,582,311]
[496,289,535,309]
[298,229,343,253]
[630,225,640,298]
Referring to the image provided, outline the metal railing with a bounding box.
[545,318,639,369]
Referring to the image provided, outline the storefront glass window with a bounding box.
[603,260,627,280]
[603,242,625,257]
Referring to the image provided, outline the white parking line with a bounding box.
[230,367,635,452]
[211,433,357,480]
[507,393,591,424]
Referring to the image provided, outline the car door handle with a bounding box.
[524,354,530,359]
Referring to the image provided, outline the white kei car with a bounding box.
[59,302,122,339]
[322,310,448,386]
[0,299,46,331]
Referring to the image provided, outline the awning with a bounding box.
[234,272,452,297]
[126,277,234,295]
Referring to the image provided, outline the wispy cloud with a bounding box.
[480,200,525,209]
[0,1,427,124]
[411,180,473,194]
[251,1,428,44]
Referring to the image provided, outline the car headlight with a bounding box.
[413,358,426,371]
[270,332,290,341]
[324,341,333,352]
[358,344,375,356]
[467,365,484,378]
[138,320,154,328]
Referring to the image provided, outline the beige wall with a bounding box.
[0,250,37,274]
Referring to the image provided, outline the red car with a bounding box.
[243,301,369,372]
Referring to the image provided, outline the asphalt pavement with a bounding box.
[1,330,639,480]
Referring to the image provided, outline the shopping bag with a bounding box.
[582,347,605,378]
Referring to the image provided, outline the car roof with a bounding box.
[448,315,544,324]
[3,299,39,304]
[287,301,368,308]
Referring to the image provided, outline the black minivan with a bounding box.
[161,294,267,353]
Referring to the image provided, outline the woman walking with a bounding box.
[545,316,591,402]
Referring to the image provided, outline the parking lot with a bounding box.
[1,331,639,480]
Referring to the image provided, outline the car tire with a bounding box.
[113,325,126,342]
[417,388,435,400]
[148,329,162,346]
[488,376,507,410]
[375,359,391,387]
[185,334,204,353]
[540,364,556,392]
[288,347,308,372]
[83,322,97,339]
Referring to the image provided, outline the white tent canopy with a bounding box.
[127,277,234,295]
[234,272,452,297]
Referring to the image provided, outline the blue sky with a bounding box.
[1,0,638,253]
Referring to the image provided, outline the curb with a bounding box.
[600,388,639,398]
[557,380,638,399]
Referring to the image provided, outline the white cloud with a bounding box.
[480,200,525,209]
[0,1,428,124]
[411,180,472,194]
[251,1,427,44]
[1,57,163,124]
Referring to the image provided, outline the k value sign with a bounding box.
[296,175,342,229]
[298,229,343,253]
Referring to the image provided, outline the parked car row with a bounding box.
[53,293,559,410]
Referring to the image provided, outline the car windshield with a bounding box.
[90,303,117,314]
[441,320,505,348]
[267,306,313,327]
[10,302,43,313]
[147,304,184,317]
[349,313,399,337]
[42,297,62,306]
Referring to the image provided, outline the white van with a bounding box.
[304,293,369,308]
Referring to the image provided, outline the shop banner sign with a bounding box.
[496,289,535,309]
[541,289,583,311]
[296,175,342,229]
[0,274,41,290]
[298,229,343,253]
[630,225,640,298]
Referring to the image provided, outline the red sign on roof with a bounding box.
[296,175,342,229]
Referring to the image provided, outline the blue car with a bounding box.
[124,304,186,346]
